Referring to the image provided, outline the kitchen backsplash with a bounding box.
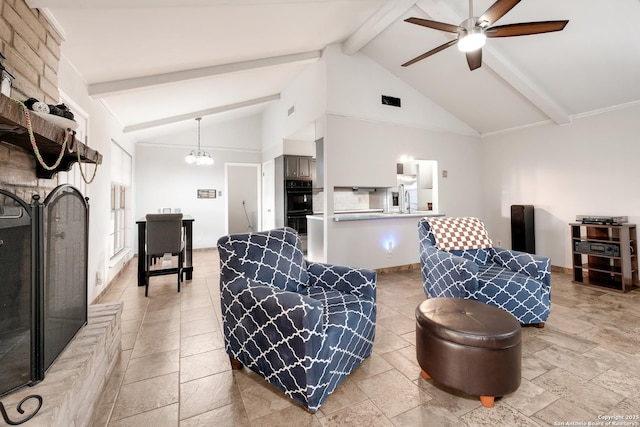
[313,188,388,213]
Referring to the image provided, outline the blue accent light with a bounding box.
[381,235,397,253]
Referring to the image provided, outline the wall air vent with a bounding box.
[381,95,401,107]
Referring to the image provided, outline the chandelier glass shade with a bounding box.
[185,117,214,166]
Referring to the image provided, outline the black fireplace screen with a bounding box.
[41,185,88,373]
[0,191,33,397]
[0,185,88,398]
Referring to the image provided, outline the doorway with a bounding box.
[262,160,275,230]
[225,163,261,234]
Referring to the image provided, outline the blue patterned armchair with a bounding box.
[418,217,550,326]
[217,227,376,412]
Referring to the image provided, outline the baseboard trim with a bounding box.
[375,263,420,274]
[551,265,572,274]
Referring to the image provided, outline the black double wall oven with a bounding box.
[285,179,312,235]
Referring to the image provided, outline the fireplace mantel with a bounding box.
[0,93,102,179]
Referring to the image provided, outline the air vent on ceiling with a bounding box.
[288,105,295,116]
[381,95,401,107]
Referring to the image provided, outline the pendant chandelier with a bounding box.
[185,117,213,166]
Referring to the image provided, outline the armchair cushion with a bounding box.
[419,244,479,298]
[491,248,551,287]
[475,264,550,323]
[427,216,493,251]
[306,261,376,301]
[220,226,309,293]
[218,227,376,412]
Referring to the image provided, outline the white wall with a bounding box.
[481,104,640,268]
[261,50,327,160]
[325,44,476,136]
[134,115,262,249]
[58,56,137,303]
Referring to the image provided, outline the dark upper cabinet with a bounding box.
[298,157,311,178]
[285,156,312,179]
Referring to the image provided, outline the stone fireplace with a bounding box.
[0,2,113,425]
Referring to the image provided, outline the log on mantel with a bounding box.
[0,93,102,179]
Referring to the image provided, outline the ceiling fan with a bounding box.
[402,0,568,71]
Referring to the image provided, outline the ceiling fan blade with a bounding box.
[486,20,569,37]
[477,0,521,27]
[466,49,482,71]
[401,39,458,67]
[405,17,462,34]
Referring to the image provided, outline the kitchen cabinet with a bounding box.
[285,156,312,179]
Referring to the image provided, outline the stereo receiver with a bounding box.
[576,215,628,225]
[574,241,620,257]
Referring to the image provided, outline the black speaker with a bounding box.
[511,205,535,254]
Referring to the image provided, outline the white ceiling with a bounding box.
[28,0,640,140]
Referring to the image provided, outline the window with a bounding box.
[110,141,132,258]
[110,183,126,256]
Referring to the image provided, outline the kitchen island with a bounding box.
[307,211,444,270]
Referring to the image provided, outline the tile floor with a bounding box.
[91,249,640,426]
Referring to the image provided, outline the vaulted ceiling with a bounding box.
[27,0,640,141]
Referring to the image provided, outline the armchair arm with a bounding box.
[490,247,551,287]
[221,276,326,369]
[420,244,479,298]
[306,262,376,301]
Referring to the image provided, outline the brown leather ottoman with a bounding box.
[416,298,521,408]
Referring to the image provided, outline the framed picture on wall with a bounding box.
[197,189,216,199]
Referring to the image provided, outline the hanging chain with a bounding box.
[76,144,98,184]
[196,116,202,150]
[14,99,69,170]
[13,98,98,183]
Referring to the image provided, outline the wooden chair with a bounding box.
[145,213,184,297]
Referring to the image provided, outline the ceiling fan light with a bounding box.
[457,31,486,52]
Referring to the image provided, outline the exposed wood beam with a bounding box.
[122,94,280,133]
[89,51,321,98]
[342,0,418,55]
[414,0,570,125]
